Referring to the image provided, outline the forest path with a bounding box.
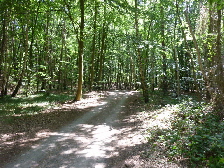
[2,91,179,168]
[3,91,145,168]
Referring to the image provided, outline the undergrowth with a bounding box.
[0,92,73,116]
[146,95,224,168]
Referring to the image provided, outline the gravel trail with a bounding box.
[3,91,147,168]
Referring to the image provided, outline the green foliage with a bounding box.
[0,0,224,110]
[0,93,73,116]
[147,96,224,167]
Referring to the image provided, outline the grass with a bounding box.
[145,92,224,168]
[0,92,74,116]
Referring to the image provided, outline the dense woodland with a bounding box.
[0,0,224,109]
[0,0,224,167]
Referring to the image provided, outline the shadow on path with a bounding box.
[2,91,150,168]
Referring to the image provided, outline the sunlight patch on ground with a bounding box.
[2,90,146,168]
[95,163,106,168]
[144,105,179,130]
[55,93,108,110]
[1,132,26,142]
[10,121,145,168]
[57,124,121,159]
[31,102,50,107]
[31,118,146,167]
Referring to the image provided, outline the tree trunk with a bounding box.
[98,3,107,86]
[172,1,181,96]
[213,7,224,117]
[184,10,207,90]
[150,49,156,92]
[58,21,66,91]
[12,25,29,97]
[160,6,168,95]
[135,0,149,103]
[173,48,180,97]
[0,10,8,97]
[75,0,85,101]
[89,0,98,91]
[175,2,198,94]
[215,8,224,93]
[40,12,50,91]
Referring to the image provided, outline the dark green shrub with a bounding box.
[147,96,224,167]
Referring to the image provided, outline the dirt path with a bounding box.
[1,91,180,168]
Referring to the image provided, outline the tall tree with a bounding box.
[160,5,168,95]
[184,9,208,95]
[98,2,107,87]
[89,0,98,91]
[212,1,224,116]
[75,0,85,101]
[134,0,149,103]
[0,7,8,97]
[11,24,29,97]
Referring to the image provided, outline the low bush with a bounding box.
[147,96,224,167]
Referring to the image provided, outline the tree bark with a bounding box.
[98,3,107,87]
[89,0,98,91]
[75,0,85,101]
[11,25,29,97]
[135,0,149,103]
[213,7,224,117]
[215,8,224,93]
[0,10,8,97]
[160,6,168,95]
[175,3,198,94]
[184,11,207,85]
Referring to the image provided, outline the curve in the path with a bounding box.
[3,91,144,168]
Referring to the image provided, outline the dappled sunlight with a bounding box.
[27,120,146,167]
[143,104,179,130]
[0,132,45,149]
[107,90,138,96]
[55,92,109,110]
[1,90,183,167]
[4,121,145,167]
[2,91,147,168]
[28,102,49,107]
[53,100,103,110]
[72,124,123,158]
[0,93,74,116]
[1,133,26,142]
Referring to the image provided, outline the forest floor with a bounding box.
[0,90,183,168]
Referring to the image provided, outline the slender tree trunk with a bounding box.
[28,1,40,64]
[135,0,149,103]
[202,5,217,99]
[173,3,180,97]
[213,7,224,117]
[89,0,98,91]
[58,21,66,91]
[0,10,8,97]
[12,25,29,97]
[150,49,155,92]
[40,12,50,91]
[215,8,224,93]
[160,6,168,95]
[173,48,180,96]
[75,0,84,101]
[129,55,135,90]
[98,3,107,86]
[184,11,207,87]
[98,27,106,83]
[175,2,198,94]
